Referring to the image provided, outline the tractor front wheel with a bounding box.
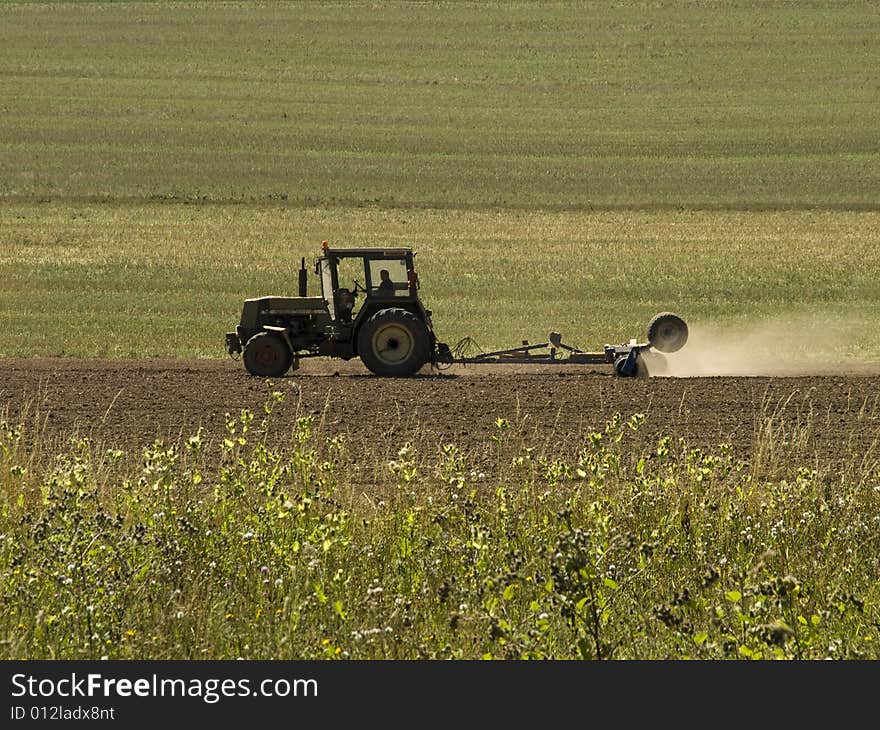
[243,332,293,377]
[357,308,430,377]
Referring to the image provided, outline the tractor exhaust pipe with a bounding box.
[298,257,308,297]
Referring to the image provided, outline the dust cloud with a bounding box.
[654,313,880,377]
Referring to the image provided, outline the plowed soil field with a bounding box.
[2,357,879,473]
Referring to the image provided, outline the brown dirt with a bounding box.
[2,356,879,470]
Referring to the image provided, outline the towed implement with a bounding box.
[225,243,688,378]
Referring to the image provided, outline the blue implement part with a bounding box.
[612,344,651,377]
[614,350,636,377]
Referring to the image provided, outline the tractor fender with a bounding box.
[352,301,422,334]
[262,325,293,350]
[261,326,300,369]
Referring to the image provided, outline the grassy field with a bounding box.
[1,1,877,210]
[1,1,878,359]
[2,204,879,359]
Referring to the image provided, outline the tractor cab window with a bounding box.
[318,258,336,320]
[334,257,365,322]
[369,259,408,297]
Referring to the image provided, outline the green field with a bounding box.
[2,1,878,210]
[1,0,879,360]
[2,204,879,359]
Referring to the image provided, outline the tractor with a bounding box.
[226,242,689,378]
[225,242,446,377]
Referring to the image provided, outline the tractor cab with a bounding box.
[315,242,422,325]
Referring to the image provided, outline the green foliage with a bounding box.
[2,393,879,659]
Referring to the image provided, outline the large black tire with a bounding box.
[357,307,430,376]
[646,312,688,353]
[243,332,293,377]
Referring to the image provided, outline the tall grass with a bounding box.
[2,388,878,659]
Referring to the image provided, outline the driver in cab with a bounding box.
[375,269,395,296]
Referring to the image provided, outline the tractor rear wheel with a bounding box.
[647,312,688,353]
[357,307,430,377]
[243,332,293,377]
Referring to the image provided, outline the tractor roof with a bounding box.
[322,246,413,259]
